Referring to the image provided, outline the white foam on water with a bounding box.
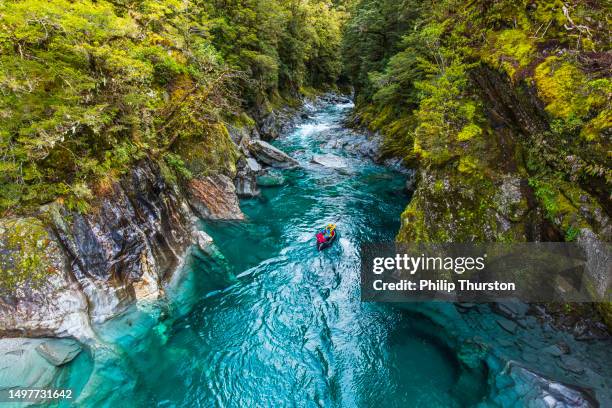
[336,102,355,109]
[297,122,331,137]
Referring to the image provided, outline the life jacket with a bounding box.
[316,232,326,243]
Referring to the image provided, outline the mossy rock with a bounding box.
[0,217,59,291]
[483,29,535,80]
[528,176,608,240]
[596,302,612,332]
[399,169,513,242]
[174,123,240,178]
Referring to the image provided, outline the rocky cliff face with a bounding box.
[0,94,314,340]
[397,66,611,303]
[0,158,249,339]
[49,159,195,326]
[0,222,92,339]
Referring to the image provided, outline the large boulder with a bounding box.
[234,157,262,197]
[35,338,82,366]
[187,174,245,220]
[246,140,299,169]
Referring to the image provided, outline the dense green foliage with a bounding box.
[202,0,346,106]
[0,0,346,215]
[1,0,610,293]
[343,0,611,243]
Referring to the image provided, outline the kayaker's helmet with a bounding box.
[327,224,336,231]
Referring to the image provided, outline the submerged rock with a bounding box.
[188,174,245,220]
[257,169,286,187]
[499,362,596,408]
[192,230,213,253]
[35,339,82,366]
[542,344,567,357]
[493,300,530,321]
[246,140,299,168]
[311,154,348,169]
[496,318,518,334]
[0,338,74,393]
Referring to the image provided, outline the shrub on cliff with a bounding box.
[343,0,611,243]
[0,0,347,216]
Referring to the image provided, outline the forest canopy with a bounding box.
[342,0,610,243]
[0,0,347,215]
[1,0,610,244]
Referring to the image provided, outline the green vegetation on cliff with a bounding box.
[343,0,611,244]
[1,0,610,295]
[0,217,57,290]
[0,0,347,216]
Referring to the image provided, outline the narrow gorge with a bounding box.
[0,0,610,407]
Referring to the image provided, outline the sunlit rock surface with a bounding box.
[188,174,245,220]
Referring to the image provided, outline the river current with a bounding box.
[60,101,489,407]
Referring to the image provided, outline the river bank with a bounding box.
[1,98,609,407]
[2,97,612,407]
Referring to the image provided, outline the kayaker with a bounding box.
[324,224,336,239]
[316,224,335,243]
[316,223,337,250]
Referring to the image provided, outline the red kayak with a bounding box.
[316,227,337,251]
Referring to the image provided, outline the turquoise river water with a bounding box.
[56,101,491,407]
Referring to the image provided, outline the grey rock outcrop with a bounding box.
[234,157,262,197]
[0,157,246,337]
[192,230,213,253]
[49,160,194,323]
[0,218,92,339]
[246,140,299,168]
[577,229,611,298]
[35,339,82,366]
[256,107,302,140]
